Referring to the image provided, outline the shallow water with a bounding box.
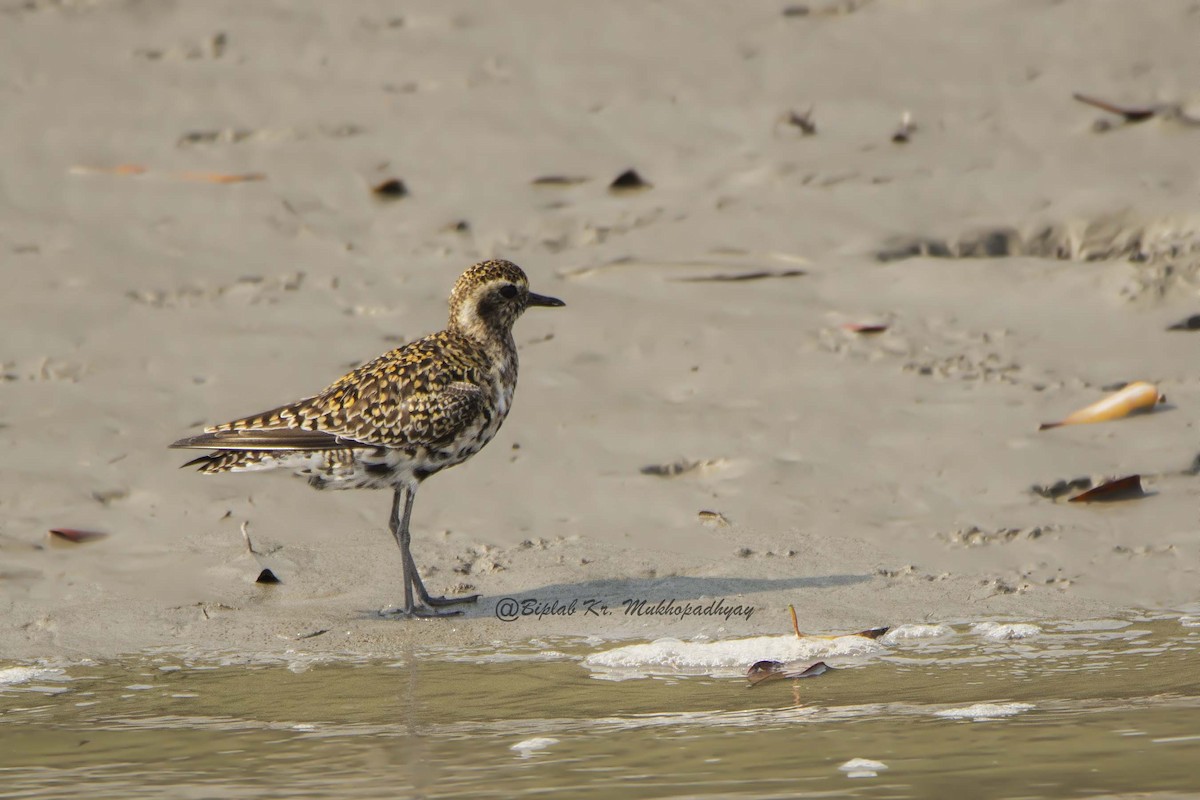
[2,616,1198,799]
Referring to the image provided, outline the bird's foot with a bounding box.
[379,604,465,619]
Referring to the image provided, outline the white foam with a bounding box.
[584,635,882,675]
[0,667,67,686]
[511,737,559,757]
[971,622,1041,641]
[839,758,888,778]
[934,702,1034,720]
[880,624,953,644]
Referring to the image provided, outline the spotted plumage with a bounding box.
[170,259,564,616]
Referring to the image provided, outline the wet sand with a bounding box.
[3,0,1200,660]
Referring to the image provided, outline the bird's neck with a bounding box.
[451,318,518,366]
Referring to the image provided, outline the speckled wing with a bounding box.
[171,337,488,452]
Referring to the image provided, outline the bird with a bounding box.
[170,259,564,617]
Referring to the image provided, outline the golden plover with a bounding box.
[170,259,564,617]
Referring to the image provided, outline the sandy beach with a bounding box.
[3,0,1200,662]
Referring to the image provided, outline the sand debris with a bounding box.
[641,458,727,477]
[372,178,408,198]
[673,268,806,283]
[608,168,651,192]
[891,110,915,143]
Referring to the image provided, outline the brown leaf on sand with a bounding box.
[747,659,828,687]
[841,322,889,334]
[372,178,409,197]
[674,269,806,283]
[1068,475,1145,503]
[48,528,108,544]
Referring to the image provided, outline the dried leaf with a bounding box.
[1068,475,1145,503]
[48,529,108,544]
[372,178,408,198]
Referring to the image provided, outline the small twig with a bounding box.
[69,165,265,183]
[560,252,811,279]
[1072,92,1158,123]
[1073,92,1200,131]
[673,269,806,283]
[296,628,330,640]
[241,520,259,555]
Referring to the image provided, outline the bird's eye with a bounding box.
[499,284,519,299]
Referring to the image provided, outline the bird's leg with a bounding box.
[388,483,471,617]
[388,485,417,614]
[400,481,479,608]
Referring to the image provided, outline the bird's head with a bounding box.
[448,259,564,340]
